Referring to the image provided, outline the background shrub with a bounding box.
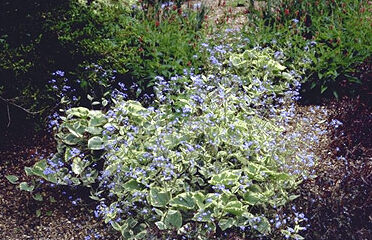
[0,0,206,129]
[242,0,372,98]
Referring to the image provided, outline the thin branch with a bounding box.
[6,103,11,127]
[0,95,42,115]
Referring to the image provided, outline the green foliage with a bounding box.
[0,0,207,127]
[5,175,19,184]
[229,48,299,89]
[243,0,372,97]
[48,0,206,85]
[0,0,71,116]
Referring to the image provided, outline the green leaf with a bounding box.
[255,216,271,234]
[164,210,182,229]
[153,208,164,217]
[292,234,305,240]
[245,163,266,181]
[269,59,286,71]
[193,192,205,209]
[71,157,86,175]
[36,209,41,217]
[32,193,43,201]
[86,126,103,135]
[318,72,323,79]
[24,167,33,176]
[66,107,90,118]
[155,221,167,230]
[209,170,241,186]
[332,90,339,99]
[310,81,317,89]
[111,221,122,231]
[219,218,236,231]
[149,188,171,207]
[62,133,80,145]
[125,101,147,116]
[19,182,34,192]
[88,136,105,150]
[288,194,300,201]
[320,85,328,94]
[102,99,108,107]
[123,179,144,191]
[230,55,243,67]
[88,112,107,127]
[65,123,83,138]
[30,160,48,177]
[163,134,183,148]
[243,191,260,205]
[169,193,195,210]
[224,201,245,216]
[193,209,213,222]
[269,172,291,181]
[135,230,147,239]
[5,175,19,184]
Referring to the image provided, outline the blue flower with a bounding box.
[43,168,55,175]
[54,70,65,77]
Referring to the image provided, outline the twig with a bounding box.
[6,103,10,127]
[0,95,42,115]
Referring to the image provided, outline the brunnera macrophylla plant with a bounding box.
[18,48,310,240]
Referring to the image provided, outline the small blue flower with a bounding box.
[54,70,65,77]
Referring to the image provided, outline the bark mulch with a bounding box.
[0,132,120,240]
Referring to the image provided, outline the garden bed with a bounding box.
[1,1,371,239]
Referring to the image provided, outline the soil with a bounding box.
[0,132,121,240]
[294,60,372,240]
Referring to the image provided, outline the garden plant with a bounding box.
[1,0,371,240]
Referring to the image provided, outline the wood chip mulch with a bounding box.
[0,132,121,240]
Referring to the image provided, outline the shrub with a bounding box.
[242,0,372,97]
[0,0,207,127]
[48,0,207,86]
[19,47,313,239]
[0,0,71,121]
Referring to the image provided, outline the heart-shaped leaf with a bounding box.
[71,157,86,175]
[88,136,105,150]
[19,182,34,192]
[243,191,261,205]
[149,187,171,207]
[224,201,245,216]
[169,192,195,210]
[164,210,182,229]
[5,175,19,184]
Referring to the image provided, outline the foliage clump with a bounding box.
[0,0,206,127]
[22,48,312,239]
[243,0,372,98]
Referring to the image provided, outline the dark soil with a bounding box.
[294,60,372,240]
[296,96,372,240]
[0,131,121,240]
